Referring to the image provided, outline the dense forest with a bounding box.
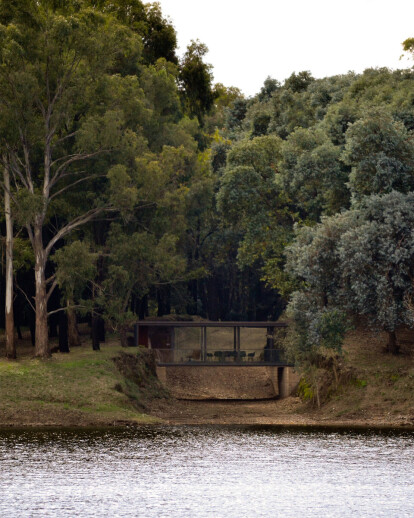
[0,1,414,362]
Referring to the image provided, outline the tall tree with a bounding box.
[90,0,178,66]
[0,1,142,356]
[342,109,414,198]
[278,126,349,219]
[2,155,15,358]
[52,240,96,349]
[179,40,215,125]
[285,192,414,354]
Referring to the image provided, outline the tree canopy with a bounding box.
[0,1,413,364]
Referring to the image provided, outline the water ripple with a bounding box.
[0,426,413,517]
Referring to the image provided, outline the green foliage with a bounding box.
[12,237,34,272]
[140,2,177,65]
[286,291,349,360]
[339,192,414,332]
[285,214,351,303]
[269,86,316,138]
[402,37,414,54]
[13,191,45,226]
[85,0,177,66]
[52,240,96,301]
[342,109,414,198]
[107,164,138,219]
[0,0,213,353]
[251,112,271,137]
[316,308,351,351]
[210,139,231,173]
[284,71,315,93]
[226,97,248,135]
[355,379,367,388]
[297,378,314,401]
[179,40,215,125]
[286,191,414,346]
[1,2,414,356]
[217,135,293,280]
[278,126,349,218]
[217,135,282,225]
[100,225,186,331]
[258,76,280,102]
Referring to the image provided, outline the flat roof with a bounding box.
[135,321,287,328]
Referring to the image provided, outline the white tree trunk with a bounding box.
[4,159,15,359]
[34,226,50,357]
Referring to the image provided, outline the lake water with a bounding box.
[1,426,414,517]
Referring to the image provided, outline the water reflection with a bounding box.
[1,426,414,517]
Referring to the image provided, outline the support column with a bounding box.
[234,326,241,361]
[265,326,275,362]
[134,324,139,347]
[200,326,207,361]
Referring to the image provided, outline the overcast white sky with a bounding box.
[158,0,414,97]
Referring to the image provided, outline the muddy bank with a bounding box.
[2,396,414,430]
[1,327,413,430]
[148,396,414,430]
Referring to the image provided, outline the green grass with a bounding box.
[0,342,162,426]
[316,326,414,421]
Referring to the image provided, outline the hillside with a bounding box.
[149,327,414,428]
[0,327,413,429]
[0,335,165,427]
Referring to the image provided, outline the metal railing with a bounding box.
[152,348,287,365]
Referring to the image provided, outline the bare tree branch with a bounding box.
[49,174,106,201]
[46,279,58,302]
[15,283,35,313]
[46,274,56,285]
[49,150,106,189]
[47,307,66,317]
[52,130,79,148]
[48,303,88,317]
[19,129,34,193]
[45,206,107,257]
[26,224,35,248]
[8,149,30,190]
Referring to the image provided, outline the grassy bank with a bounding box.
[306,326,414,425]
[0,327,413,428]
[0,339,165,427]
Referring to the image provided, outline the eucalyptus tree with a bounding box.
[226,97,248,136]
[88,0,178,66]
[322,68,414,145]
[179,40,215,126]
[217,135,294,292]
[403,37,414,54]
[1,156,15,358]
[52,240,96,349]
[100,226,186,346]
[0,1,143,356]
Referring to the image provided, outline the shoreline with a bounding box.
[1,420,413,432]
[1,328,413,433]
[1,397,413,432]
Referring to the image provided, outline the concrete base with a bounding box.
[156,365,299,400]
[278,366,300,398]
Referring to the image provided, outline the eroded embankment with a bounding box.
[150,326,414,429]
[1,326,414,429]
[0,342,165,427]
